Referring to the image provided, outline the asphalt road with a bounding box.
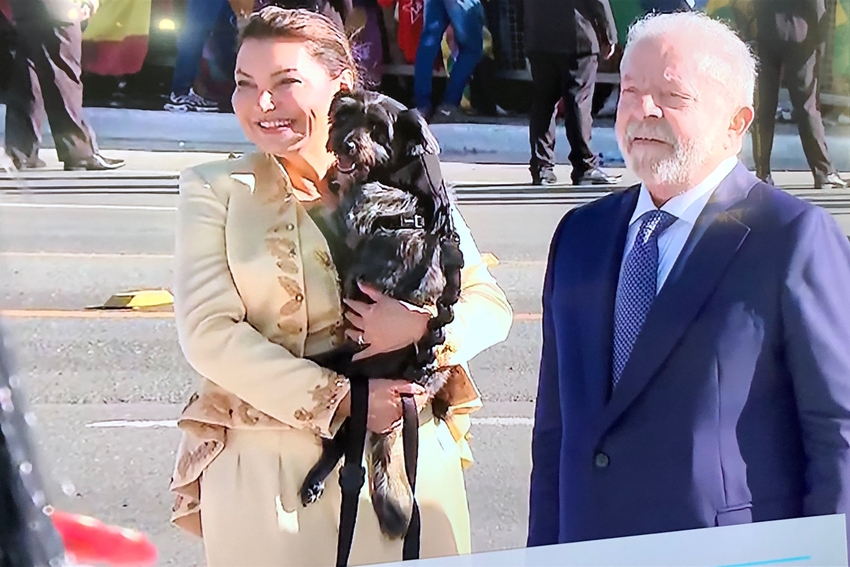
[1,176,849,567]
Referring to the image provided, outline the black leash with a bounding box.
[336,377,369,567]
[335,385,423,566]
[400,394,421,560]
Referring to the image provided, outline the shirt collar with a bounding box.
[629,157,739,227]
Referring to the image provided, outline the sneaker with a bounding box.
[531,169,558,186]
[430,104,465,124]
[164,89,219,112]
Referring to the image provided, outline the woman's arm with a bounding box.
[174,167,349,438]
[437,205,513,366]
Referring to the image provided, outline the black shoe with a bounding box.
[531,169,558,186]
[815,172,849,189]
[573,167,622,186]
[64,154,125,171]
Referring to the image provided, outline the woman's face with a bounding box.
[232,38,350,158]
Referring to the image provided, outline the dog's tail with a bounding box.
[367,431,413,539]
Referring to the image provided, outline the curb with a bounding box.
[1,106,848,171]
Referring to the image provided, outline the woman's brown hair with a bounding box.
[238,7,358,84]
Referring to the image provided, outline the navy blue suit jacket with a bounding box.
[528,163,850,551]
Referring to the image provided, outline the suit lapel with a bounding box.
[593,164,757,439]
[580,189,639,410]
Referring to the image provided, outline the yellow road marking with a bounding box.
[0,309,174,319]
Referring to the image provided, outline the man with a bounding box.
[528,10,850,555]
[4,0,124,171]
[749,0,847,188]
[523,0,621,186]
[412,0,485,123]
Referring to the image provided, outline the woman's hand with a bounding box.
[344,283,430,361]
[334,379,431,433]
[366,379,428,434]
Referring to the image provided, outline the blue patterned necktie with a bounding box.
[612,210,678,388]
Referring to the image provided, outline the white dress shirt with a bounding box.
[620,157,738,294]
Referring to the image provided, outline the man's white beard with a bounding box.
[625,135,711,187]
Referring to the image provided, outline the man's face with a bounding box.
[616,37,729,188]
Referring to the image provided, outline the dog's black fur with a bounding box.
[302,90,464,539]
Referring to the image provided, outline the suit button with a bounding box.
[594,452,610,468]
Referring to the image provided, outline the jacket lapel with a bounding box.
[593,163,756,439]
[580,189,639,410]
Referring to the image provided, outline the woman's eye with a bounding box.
[236,80,255,88]
[276,78,300,86]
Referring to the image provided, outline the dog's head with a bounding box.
[328,90,396,182]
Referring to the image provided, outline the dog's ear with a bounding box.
[329,89,362,120]
[394,109,440,156]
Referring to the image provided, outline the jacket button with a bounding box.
[594,452,610,468]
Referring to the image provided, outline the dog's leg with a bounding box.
[300,427,348,506]
[367,430,413,538]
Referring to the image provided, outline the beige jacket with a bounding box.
[169,152,513,536]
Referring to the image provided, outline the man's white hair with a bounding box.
[624,11,757,109]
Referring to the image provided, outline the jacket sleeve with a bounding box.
[581,0,618,47]
[174,167,349,439]
[527,212,572,547]
[782,207,850,541]
[435,206,513,367]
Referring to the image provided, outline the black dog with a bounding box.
[302,90,464,540]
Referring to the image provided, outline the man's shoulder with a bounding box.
[739,180,819,230]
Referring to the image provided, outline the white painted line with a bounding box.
[85,417,534,429]
[86,420,178,429]
[0,252,173,259]
[0,203,176,211]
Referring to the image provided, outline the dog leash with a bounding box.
[400,394,421,560]
[335,385,423,566]
[336,377,369,567]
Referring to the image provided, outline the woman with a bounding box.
[168,7,512,567]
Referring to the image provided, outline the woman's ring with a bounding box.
[357,334,365,346]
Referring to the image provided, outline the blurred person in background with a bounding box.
[747,0,848,189]
[3,0,124,171]
[524,0,621,186]
[164,0,237,112]
[0,332,67,567]
[413,0,485,123]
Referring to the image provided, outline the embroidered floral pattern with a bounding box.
[175,440,220,479]
[435,341,458,368]
[294,408,315,422]
[309,371,348,413]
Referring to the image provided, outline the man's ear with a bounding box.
[730,105,755,137]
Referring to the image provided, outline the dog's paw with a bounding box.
[300,481,325,506]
